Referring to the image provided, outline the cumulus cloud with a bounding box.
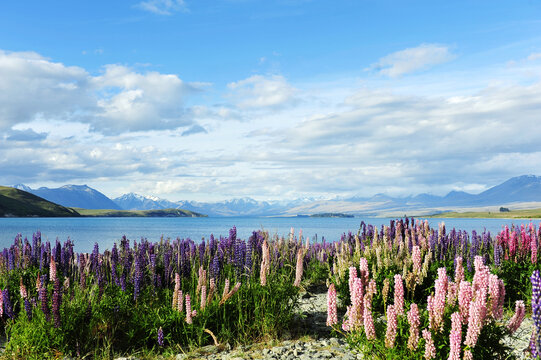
[0,50,198,134]
[227,74,297,109]
[368,44,455,77]
[136,0,187,15]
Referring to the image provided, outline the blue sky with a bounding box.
[1,0,541,201]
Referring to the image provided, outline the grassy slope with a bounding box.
[75,208,207,217]
[427,208,541,218]
[0,186,81,217]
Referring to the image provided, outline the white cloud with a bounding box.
[227,74,297,109]
[368,44,455,77]
[136,0,187,15]
[0,50,198,134]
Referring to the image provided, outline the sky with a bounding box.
[1,0,541,202]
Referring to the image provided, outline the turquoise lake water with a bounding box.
[0,216,538,253]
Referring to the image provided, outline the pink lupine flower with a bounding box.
[412,246,422,275]
[458,281,473,325]
[364,296,375,340]
[366,279,377,300]
[472,256,489,293]
[532,234,538,264]
[454,257,464,286]
[507,300,526,334]
[342,305,352,332]
[348,266,358,297]
[433,268,447,331]
[447,281,458,307]
[407,303,420,350]
[50,255,57,280]
[326,283,338,326]
[385,304,398,348]
[19,278,27,299]
[222,279,230,300]
[394,274,404,316]
[488,274,505,319]
[219,282,241,305]
[463,349,473,360]
[422,329,436,360]
[350,277,364,329]
[294,248,304,287]
[359,257,369,286]
[185,294,192,324]
[448,312,462,360]
[200,285,207,310]
[177,290,183,313]
[427,295,435,330]
[173,272,180,309]
[464,289,487,348]
[260,240,270,286]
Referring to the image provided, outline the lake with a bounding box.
[0,216,537,253]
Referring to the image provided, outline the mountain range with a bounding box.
[12,175,541,217]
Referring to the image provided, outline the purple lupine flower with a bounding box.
[210,255,221,280]
[245,237,253,274]
[157,327,164,346]
[133,248,143,301]
[198,242,205,266]
[40,281,50,322]
[52,277,62,328]
[24,298,32,321]
[2,289,14,319]
[531,270,541,357]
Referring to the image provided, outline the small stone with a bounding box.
[175,354,188,360]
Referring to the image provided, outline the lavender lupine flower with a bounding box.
[2,289,14,319]
[531,270,541,357]
[157,327,164,347]
[0,290,3,318]
[40,275,50,322]
[24,299,32,321]
[133,249,143,301]
[52,278,62,328]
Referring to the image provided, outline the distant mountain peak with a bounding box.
[13,183,32,192]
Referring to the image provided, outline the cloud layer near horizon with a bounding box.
[2,47,541,200]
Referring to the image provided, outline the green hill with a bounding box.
[0,186,81,217]
[75,208,207,217]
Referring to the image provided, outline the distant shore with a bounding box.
[425,208,541,219]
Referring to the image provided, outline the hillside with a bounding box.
[0,186,80,217]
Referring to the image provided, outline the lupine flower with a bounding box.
[382,278,390,305]
[222,279,230,300]
[220,282,241,305]
[454,257,464,285]
[294,248,304,287]
[185,294,192,324]
[359,257,369,286]
[531,270,541,357]
[19,278,27,299]
[52,278,62,328]
[458,281,473,325]
[463,349,473,360]
[422,329,436,360]
[394,274,404,316]
[260,240,270,286]
[200,285,207,310]
[407,303,420,350]
[24,298,32,321]
[0,290,3,317]
[206,278,215,305]
[2,289,14,319]
[349,277,364,329]
[157,327,164,346]
[385,304,397,348]
[177,290,183,313]
[49,254,57,280]
[412,246,421,275]
[448,312,461,360]
[363,296,375,340]
[464,289,487,348]
[326,283,338,326]
[432,268,447,331]
[507,300,526,334]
